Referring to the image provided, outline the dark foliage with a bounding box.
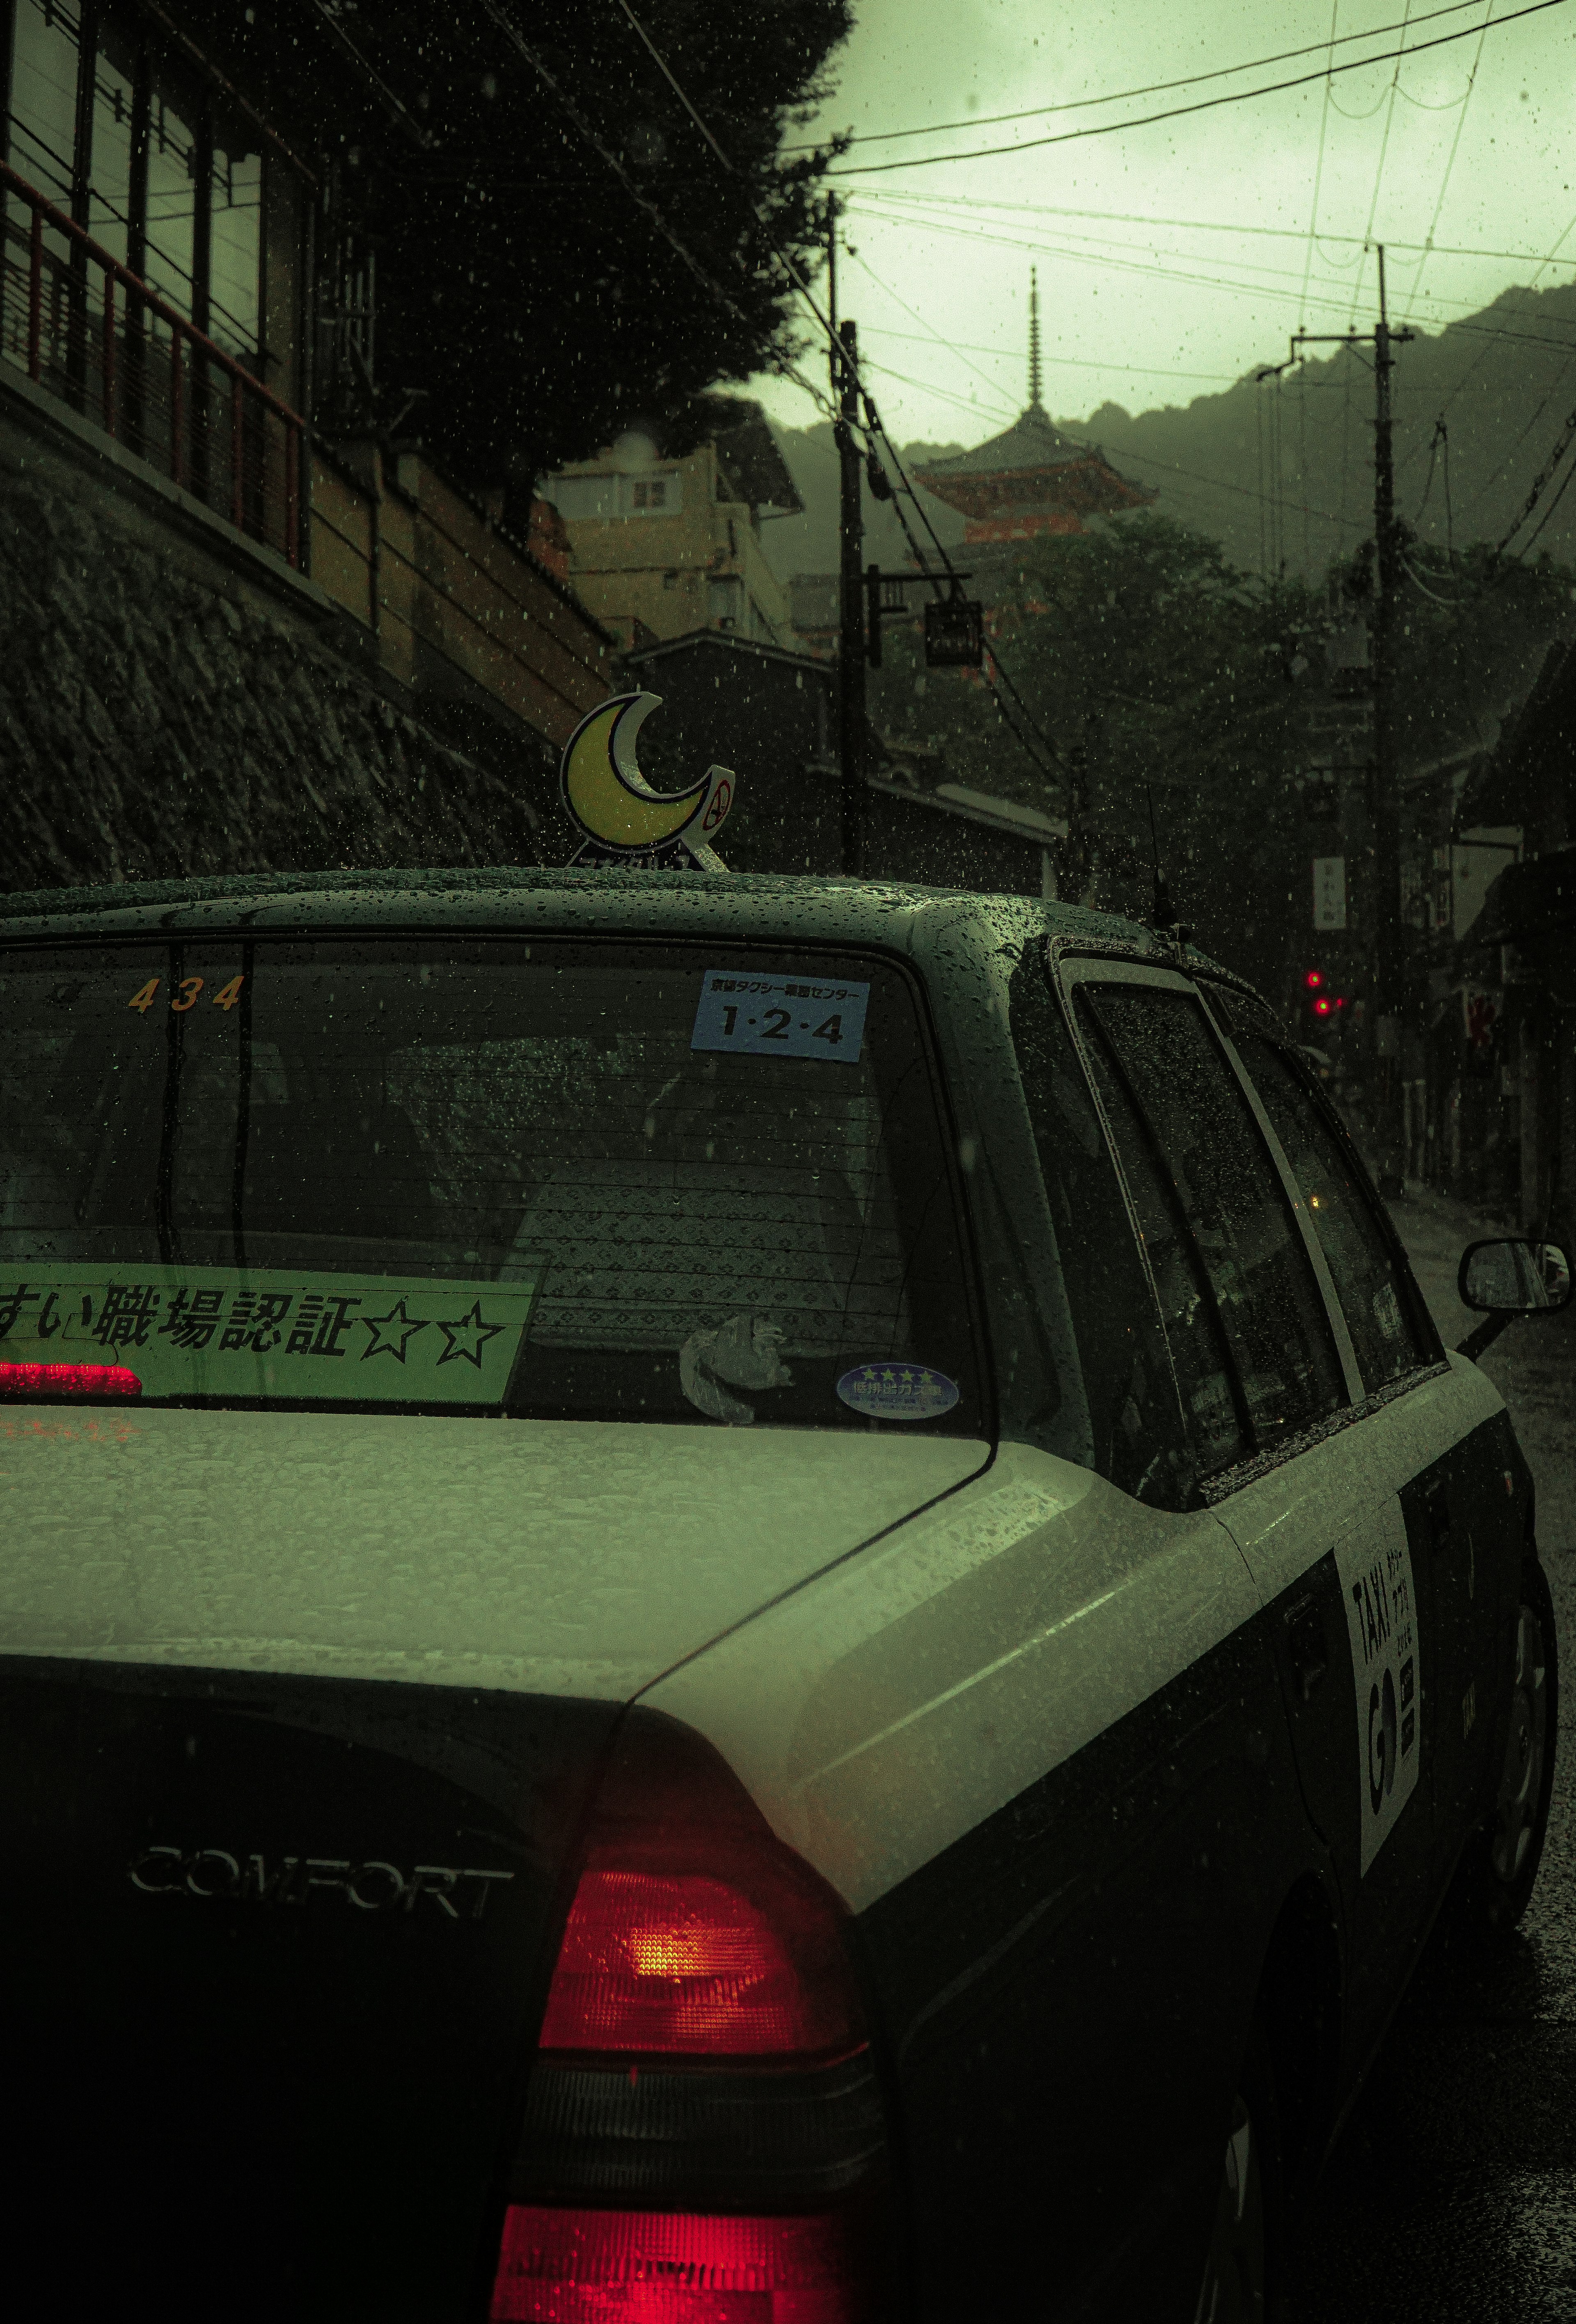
[328,0,848,491]
[870,515,1572,1002]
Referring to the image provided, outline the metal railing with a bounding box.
[0,161,304,568]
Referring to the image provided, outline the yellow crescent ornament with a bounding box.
[559,692,734,867]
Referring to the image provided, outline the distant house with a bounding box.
[541,397,801,654]
[596,629,1062,895]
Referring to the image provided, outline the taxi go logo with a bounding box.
[1335,1505,1421,1874]
[560,691,735,871]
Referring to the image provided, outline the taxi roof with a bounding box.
[0,861,1198,962]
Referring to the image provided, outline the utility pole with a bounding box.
[829,199,865,875]
[1290,247,1414,1190]
[1370,245,1406,1191]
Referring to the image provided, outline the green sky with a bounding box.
[749,0,1576,445]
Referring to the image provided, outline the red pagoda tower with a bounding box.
[912,273,1154,554]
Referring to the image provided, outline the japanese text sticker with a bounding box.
[691,968,870,1062]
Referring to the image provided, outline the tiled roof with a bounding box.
[912,403,1091,480]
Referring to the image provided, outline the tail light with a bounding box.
[0,1363,141,1397]
[489,1714,887,2323]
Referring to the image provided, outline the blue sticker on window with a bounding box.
[692,969,870,1062]
[836,1363,960,1422]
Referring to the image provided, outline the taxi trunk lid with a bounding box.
[0,1408,984,2317]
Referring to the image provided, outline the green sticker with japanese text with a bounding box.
[0,1266,544,1405]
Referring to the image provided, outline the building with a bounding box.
[541,397,800,654]
[0,0,614,889]
[610,629,1061,893]
[910,273,1153,601]
[1434,639,1576,1247]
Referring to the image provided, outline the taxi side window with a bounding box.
[1073,999,1246,1478]
[1009,958,1194,1506]
[1233,1033,1437,1390]
[1083,986,1347,1451]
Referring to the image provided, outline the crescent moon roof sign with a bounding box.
[559,692,736,870]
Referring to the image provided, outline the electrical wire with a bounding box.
[605,0,1065,785]
[843,196,1576,341]
[472,0,749,319]
[1300,2,1341,328]
[1395,198,1576,470]
[1404,556,1473,601]
[1401,0,1495,321]
[784,0,1494,151]
[858,324,1239,388]
[850,249,1014,413]
[1350,1,1416,328]
[854,188,1575,273]
[1508,445,1576,557]
[1415,418,1446,522]
[826,0,1569,178]
[1455,346,1576,517]
[1496,396,1576,548]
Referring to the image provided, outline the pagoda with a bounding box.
[912,273,1154,552]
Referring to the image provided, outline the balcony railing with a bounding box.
[0,161,304,569]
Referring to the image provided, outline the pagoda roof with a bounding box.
[914,403,1095,480]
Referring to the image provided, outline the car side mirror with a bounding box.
[1458,1238,1573,1315]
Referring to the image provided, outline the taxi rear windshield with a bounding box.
[0,938,983,1433]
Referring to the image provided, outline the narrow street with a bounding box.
[1299,1190,1576,2320]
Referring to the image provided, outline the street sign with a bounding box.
[1313,855,1347,931]
[924,595,984,668]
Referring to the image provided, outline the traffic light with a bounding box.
[1302,968,1347,1033]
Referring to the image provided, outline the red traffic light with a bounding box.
[1314,996,1333,1017]
[1304,970,1324,990]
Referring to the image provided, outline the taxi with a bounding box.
[0,858,1559,2324]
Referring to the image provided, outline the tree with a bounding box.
[328,1,848,491]
[871,516,1315,996]
[870,513,1574,1003]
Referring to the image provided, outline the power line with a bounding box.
[1350,0,1416,327]
[1395,197,1576,468]
[602,2,1065,786]
[1455,344,1576,516]
[1401,0,1496,321]
[1300,2,1341,328]
[844,201,1576,358]
[858,324,1239,387]
[854,189,1576,273]
[785,0,1493,151]
[827,0,1570,177]
[845,198,1576,390]
[1508,444,1576,557]
[472,0,749,319]
[1496,394,1576,548]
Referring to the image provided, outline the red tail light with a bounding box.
[493,1715,885,2322]
[490,2205,868,2322]
[0,1363,141,1398]
[540,1863,863,2060]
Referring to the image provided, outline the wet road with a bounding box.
[1299,1188,1576,2322]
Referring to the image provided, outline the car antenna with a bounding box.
[1144,783,1190,952]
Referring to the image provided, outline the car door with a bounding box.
[1059,957,1440,2061]
[1207,986,1518,1864]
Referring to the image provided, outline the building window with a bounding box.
[708,574,743,628]
[542,468,683,521]
[4,0,287,372]
[545,473,617,521]
[620,469,679,516]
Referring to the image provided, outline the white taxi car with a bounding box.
[0,867,1558,2323]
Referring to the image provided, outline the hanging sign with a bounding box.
[560,692,735,870]
[1313,855,1347,931]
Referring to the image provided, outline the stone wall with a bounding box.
[0,400,552,895]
